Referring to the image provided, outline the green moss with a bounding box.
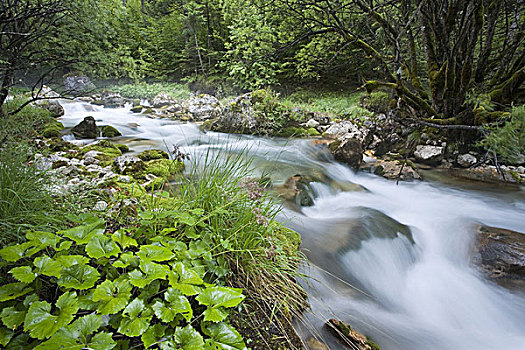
[306,127,320,136]
[115,144,129,153]
[144,159,184,178]
[130,105,143,113]
[78,140,122,160]
[366,337,381,350]
[42,126,62,138]
[138,149,169,161]
[47,139,79,152]
[100,125,122,137]
[274,227,302,252]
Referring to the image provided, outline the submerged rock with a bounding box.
[274,175,314,207]
[325,319,379,350]
[473,225,525,290]
[371,160,421,181]
[72,116,98,139]
[414,145,444,165]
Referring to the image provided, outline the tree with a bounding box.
[0,0,68,117]
[273,0,524,127]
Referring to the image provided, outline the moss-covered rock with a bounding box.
[100,125,122,138]
[144,159,183,178]
[113,155,146,176]
[47,139,79,152]
[42,125,62,138]
[78,140,122,161]
[138,149,169,161]
[115,144,130,153]
[130,105,143,113]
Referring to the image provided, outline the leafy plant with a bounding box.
[0,213,247,349]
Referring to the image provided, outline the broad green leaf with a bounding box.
[196,286,244,323]
[203,322,247,350]
[168,262,203,296]
[10,266,37,283]
[1,307,25,330]
[0,327,13,346]
[142,324,166,348]
[0,242,33,262]
[112,252,137,268]
[56,240,73,251]
[111,231,137,249]
[137,245,174,262]
[58,264,100,290]
[23,294,39,307]
[33,255,63,278]
[90,332,116,350]
[26,231,60,249]
[93,280,132,315]
[169,325,205,350]
[4,333,37,350]
[129,261,168,288]
[196,286,245,308]
[152,288,192,322]
[56,255,90,267]
[70,314,102,343]
[0,283,32,302]
[24,292,79,339]
[138,280,160,300]
[61,219,105,244]
[78,291,97,311]
[86,235,121,259]
[118,299,152,337]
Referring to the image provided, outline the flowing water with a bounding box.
[60,101,525,350]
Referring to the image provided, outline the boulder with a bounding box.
[414,145,444,165]
[305,118,320,129]
[71,116,98,139]
[209,93,258,134]
[329,138,363,170]
[113,155,145,175]
[64,76,95,93]
[457,153,477,168]
[324,121,370,145]
[44,101,65,117]
[449,166,523,184]
[100,92,125,108]
[372,160,421,181]
[138,149,169,161]
[473,225,525,290]
[100,125,121,138]
[152,93,176,108]
[184,94,222,121]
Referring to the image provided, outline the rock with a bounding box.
[305,118,320,128]
[93,201,108,211]
[100,92,125,108]
[448,166,522,184]
[209,93,259,134]
[117,175,131,183]
[274,175,314,207]
[324,121,370,145]
[185,94,222,121]
[414,145,444,165]
[71,116,98,139]
[325,319,378,350]
[42,124,62,138]
[138,149,169,161]
[64,76,95,93]
[473,225,525,290]
[113,155,145,175]
[33,154,53,171]
[130,105,143,113]
[152,93,176,108]
[329,139,363,170]
[456,153,477,168]
[100,125,122,138]
[75,96,95,103]
[44,101,65,117]
[85,164,102,173]
[371,160,421,181]
[83,156,99,166]
[83,150,101,159]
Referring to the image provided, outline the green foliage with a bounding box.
[104,82,191,100]
[0,97,54,142]
[480,105,525,164]
[0,215,247,349]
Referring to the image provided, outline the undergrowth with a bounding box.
[103,82,191,100]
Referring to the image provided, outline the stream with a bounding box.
[60,101,525,350]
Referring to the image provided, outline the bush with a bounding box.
[104,82,190,100]
[0,97,54,143]
[480,105,525,164]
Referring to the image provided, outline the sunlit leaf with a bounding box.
[203,322,247,350]
[196,286,244,322]
[61,219,105,244]
[111,231,137,249]
[170,325,205,350]
[142,324,167,348]
[26,231,60,249]
[1,307,25,330]
[112,252,137,268]
[93,280,132,315]
[152,288,192,323]
[10,266,36,283]
[86,235,121,259]
[129,261,168,288]
[168,262,203,296]
[24,292,79,339]
[137,245,174,262]
[0,283,32,302]
[118,299,152,337]
[56,255,90,267]
[0,242,33,262]
[33,255,63,278]
[58,264,100,290]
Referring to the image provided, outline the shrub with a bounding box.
[0,97,54,143]
[480,105,525,164]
